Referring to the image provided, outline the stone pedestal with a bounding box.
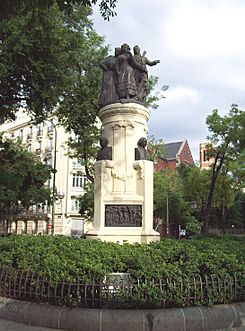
[86,103,160,243]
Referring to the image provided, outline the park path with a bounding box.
[0,319,66,331]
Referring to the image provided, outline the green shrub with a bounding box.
[0,235,245,307]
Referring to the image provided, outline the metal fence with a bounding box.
[0,267,244,309]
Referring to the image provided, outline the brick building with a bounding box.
[154,140,194,172]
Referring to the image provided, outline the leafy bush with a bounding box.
[0,235,245,307]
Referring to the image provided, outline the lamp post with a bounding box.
[51,119,57,235]
[46,119,65,235]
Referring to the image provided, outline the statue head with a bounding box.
[121,43,130,53]
[133,45,140,55]
[100,137,108,148]
[137,137,147,148]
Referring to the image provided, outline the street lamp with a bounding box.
[50,191,65,235]
[46,118,64,235]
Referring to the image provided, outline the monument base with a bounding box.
[87,103,160,244]
[86,228,160,244]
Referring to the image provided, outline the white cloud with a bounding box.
[164,1,245,58]
[165,86,200,103]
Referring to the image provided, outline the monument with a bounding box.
[86,43,160,243]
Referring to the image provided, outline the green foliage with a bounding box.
[202,105,245,233]
[0,1,117,21]
[147,135,166,162]
[0,135,51,215]
[180,165,210,211]
[186,217,201,235]
[0,1,108,124]
[153,169,192,227]
[144,76,169,110]
[56,25,107,181]
[78,181,94,219]
[0,235,245,307]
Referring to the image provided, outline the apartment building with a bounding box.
[1,110,87,236]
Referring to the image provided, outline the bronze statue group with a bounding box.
[98,43,160,108]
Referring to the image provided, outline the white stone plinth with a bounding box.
[86,103,160,244]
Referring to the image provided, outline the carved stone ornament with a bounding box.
[133,161,144,180]
[112,120,135,130]
[105,205,142,227]
[111,170,134,182]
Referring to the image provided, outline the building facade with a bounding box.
[154,140,194,172]
[1,110,87,236]
[199,143,215,170]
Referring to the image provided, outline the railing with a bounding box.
[0,267,244,309]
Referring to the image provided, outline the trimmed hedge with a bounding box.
[0,235,245,308]
[0,235,245,282]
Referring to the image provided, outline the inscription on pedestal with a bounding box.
[105,205,142,227]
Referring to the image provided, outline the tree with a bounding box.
[153,168,192,236]
[1,0,109,183]
[0,135,51,221]
[56,27,107,182]
[202,105,245,234]
[144,76,169,110]
[0,1,117,21]
[0,1,113,124]
[78,181,94,219]
[147,135,167,162]
[212,169,240,232]
[179,165,210,216]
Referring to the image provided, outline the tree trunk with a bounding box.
[202,150,226,235]
[83,149,94,183]
[202,174,216,234]
[221,202,227,234]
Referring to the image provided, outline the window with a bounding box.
[28,144,32,152]
[72,174,87,188]
[47,122,54,133]
[19,129,23,141]
[46,179,51,189]
[37,124,43,136]
[48,138,53,148]
[27,126,33,139]
[36,140,42,154]
[71,197,82,212]
[203,150,208,162]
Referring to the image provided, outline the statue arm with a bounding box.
[145,57,160,66]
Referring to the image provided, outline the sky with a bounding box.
[92,0,245,162]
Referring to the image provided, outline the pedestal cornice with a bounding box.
[99,103,150,122]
